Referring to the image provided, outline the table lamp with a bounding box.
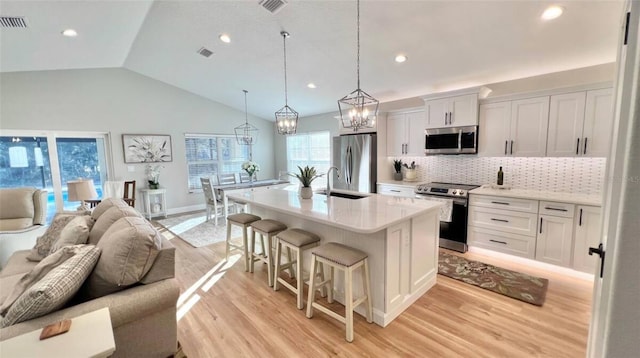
[67,179,98,211]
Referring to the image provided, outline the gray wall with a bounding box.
[0,68,275,212]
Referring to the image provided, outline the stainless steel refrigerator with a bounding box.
[332,134,377,193]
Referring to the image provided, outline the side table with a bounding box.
[139,188,168,220]
[0,307,115,358]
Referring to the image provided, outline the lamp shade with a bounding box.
[67,179,98,201]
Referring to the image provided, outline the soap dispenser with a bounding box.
[497,167,504,186]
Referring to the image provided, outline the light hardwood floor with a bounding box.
[156,224,593,358]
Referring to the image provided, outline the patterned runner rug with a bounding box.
[438,251,549,306]
[155,212,240,248]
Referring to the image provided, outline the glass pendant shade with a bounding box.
[235,90,259,145]
[338,0,379,132]
[275,31,298,135]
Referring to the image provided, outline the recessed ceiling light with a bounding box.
[307,83,317,89]
[395,54,408,63]
[219,34,231,43]
[62,29,77,37]
[541,5,564,20]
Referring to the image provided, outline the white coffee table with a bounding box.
[0,307,116,358]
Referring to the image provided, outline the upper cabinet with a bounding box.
[546,88,613,157]
[424,94,478,129]
[478,96,550,157]
[386,109,425,156]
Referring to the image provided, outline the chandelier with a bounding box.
[275,31,298,135]
[337,0,379,131]
[234,90,259,146]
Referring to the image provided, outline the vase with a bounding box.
[393,172,403,181]
[299,186,313,199]
[149,182,159,189]
[404,169,417,181]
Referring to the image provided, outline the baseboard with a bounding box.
[166,204,205,216]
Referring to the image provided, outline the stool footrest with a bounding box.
[276,278,297,293]
[311,303,346,324]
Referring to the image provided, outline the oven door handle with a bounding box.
[415,195,467,206]
[458,129,463,152]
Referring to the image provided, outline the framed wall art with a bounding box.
[122,134,173,163]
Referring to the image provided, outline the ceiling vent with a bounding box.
[259,0,288,14]
[0,16,28,28]
[197,47,214,58]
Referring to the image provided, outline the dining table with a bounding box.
[212,179,291,216]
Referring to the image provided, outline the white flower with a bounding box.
[145,164,164,183]
[241,161,260,175]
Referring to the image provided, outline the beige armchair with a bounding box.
[0,187,48,268]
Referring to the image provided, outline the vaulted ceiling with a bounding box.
[0,0,625,119]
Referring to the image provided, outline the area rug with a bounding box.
[438,251,549,306]
[156,212,240,248]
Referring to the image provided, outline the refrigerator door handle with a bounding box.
[347,145,353,185]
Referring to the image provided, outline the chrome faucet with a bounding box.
[326,166,340,196]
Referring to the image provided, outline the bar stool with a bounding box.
[273,228,323,309]
[306,242,373,343]
[249,219,287,287]
[226,213,261,272]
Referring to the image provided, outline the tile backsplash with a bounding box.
[390,156,606,195]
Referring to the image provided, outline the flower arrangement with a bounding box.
[241,161,260,176]
[289,166,323,188]
[146,164,164,189]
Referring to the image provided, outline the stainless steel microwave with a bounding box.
[424,125,478,155]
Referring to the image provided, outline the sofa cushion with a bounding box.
[49,216,94,254]
[88,206,141,245]
[0,188,35,223]
[0,246,78,316]
[0,274,24,304]
[140,239,175,284]
[0,251,36,278]
[0,245,101,327]
[82,217,161,299]
[91,198,129,221]
[26,213,79,262]
[0,218,34,232]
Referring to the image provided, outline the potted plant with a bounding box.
[403,161,417,181]
[241,161,260,183]
[289,165,323,199]
[393,159,403,181]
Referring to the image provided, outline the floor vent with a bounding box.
[0,16,28,28]
[197,47,214,58]
[259,0,287,14]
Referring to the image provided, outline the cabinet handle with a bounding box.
[579,208,583,226]
[539,217,543,234]
[444,112,448,125]
[390,190,401,193]
[510,140,514,155]
[544,207,568,212]
[491,218,509,223]
[489,239,508,245]
[449,111,453,124]
[504,140,508,155]
[584,137,588,155]
[576,138,580,155]
[491,201,510,205]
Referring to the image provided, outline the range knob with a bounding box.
[458,190,465,196]
[452,189,458,195]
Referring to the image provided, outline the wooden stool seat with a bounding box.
[249,219,287,287]
[226,213,261,272]
[273,228,323,310]
[306,242,373,342]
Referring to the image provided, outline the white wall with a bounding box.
[0,68,275,212]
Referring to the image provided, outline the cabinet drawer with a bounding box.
[469,194,538,213]
[468,226,536,259]
[538,201,575,218]
[468,206,538,236]
[377,184,415,198]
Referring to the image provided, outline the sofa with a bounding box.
[0,198,180,357]
[0,187,48,268]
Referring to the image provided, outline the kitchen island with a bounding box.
[227,188,442,327]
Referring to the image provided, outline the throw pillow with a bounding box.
[88,206,141,245]
[26,213,79,262]
[91,198,129,221]
[81,217,161,299]
[49,216,94,254]
[1,245,101,327]
[0,246,77,315]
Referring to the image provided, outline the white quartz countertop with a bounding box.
[377,180,425,187]
[469,186,602,206]
[227,188,442,234]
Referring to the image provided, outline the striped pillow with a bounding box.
[1,245,101,327]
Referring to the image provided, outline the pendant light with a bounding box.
[337,0,379,131]
[275,31,298,135]
[234,89,259,146]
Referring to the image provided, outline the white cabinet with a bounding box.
[386,109,425,156]
[546,88,613,157]
[377,183,416,198]
[536,214,574,267]
[385,222,410,311]
[573,206,602,273]
[478,96,549,157]
[424,94,478,129]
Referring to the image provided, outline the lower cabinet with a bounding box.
[572,206,602,273]
[535,214,574,267]
[468,226,536,259]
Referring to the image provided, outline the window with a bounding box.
[185,134,250,190]
[286,131,331,188]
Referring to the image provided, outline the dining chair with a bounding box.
[200,177,223,225]
[123,180,136,207]
[86,180,135,208]
[218,173,237,185]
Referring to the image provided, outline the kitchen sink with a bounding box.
[317,191,367,200]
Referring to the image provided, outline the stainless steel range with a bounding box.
[415,182,479,253]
